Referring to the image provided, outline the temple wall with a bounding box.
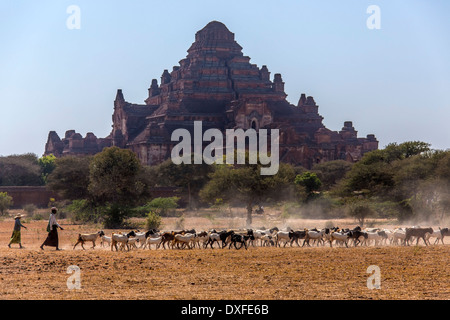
[0,186,58,209]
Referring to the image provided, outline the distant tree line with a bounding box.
[1,141,449,227]
[0,153,56,186]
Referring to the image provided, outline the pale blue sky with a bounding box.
[1,0,449,156]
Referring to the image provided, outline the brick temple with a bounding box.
[44,21,378,169]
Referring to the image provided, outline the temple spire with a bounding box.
[114,89,126,109]
[297,93,307,107]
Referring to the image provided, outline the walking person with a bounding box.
[8,213,27,249]
[40,207,64,250]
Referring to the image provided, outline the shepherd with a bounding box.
[8,213,27,249]
[40,207,64,250]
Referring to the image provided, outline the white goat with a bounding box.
[121,237,139,250]
[174,233,197,249]
[392,228,406,246]
[100,234,112,247]
[205,232,221,249]
[190,231,209,249]
[261,234,275,246]
[329,231,349,247]
[73,230,105,250]
[275,231,291,247]
[303,229,324,247]
[134,231,153,249]
[382,229,394,245]
[364,231,385,246]
[144,236,162,250]
[425,228,448,245]
[252,229,275,246]
[111,231,136,251]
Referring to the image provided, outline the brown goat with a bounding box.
[405,227,433,246]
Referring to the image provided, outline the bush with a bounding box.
[346,200,375,227]
[102,204,133,229]
[66,199,101,224]
[210,198,232,217]
[325,220,336,228]
[281,202,301,218]
[175,215,185,230]
[146,210,162,230]
[0,154,43,186]
[297,195,342,219]
[23,204,37,217]
[295,172,322,202]
[32,212,45,220]
[0,192,13,216]
[145,197,180,217]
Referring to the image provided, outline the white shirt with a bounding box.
[48,213,61,229]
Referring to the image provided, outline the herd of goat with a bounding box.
[72,225,450,251]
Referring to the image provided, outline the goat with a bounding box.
[133,231,146,248]
[144,236,162,250]
[275,231,291,247]
[183,228,196,235]
[303,229,324,247]
[289,230,307,247]
[261,234,275,246]
[121,236,139,250]
[364,230,388,246]
[190,231,209,249]
[73,230,105,250]
[392,228,407,246]
[347,230,368,247]
[111,231,136,251]
[252,227,278,246]
[100,234,112,247]
[219,230,235,248]
[159,230,184,249]
[174,233,197,249]
[425,228,448,245]
[204,232,221,249]
[440,228,450,244]
[133,230,157,248]
[405,227,434,246]
[228,233,252,250]
[382,229,394,245]
[159,232,175,249]
[329,231,350,248]
[243,229,255,247]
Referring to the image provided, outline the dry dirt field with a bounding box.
[0,213,449,300]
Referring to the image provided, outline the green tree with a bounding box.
[146,211,163,230]
[0,154,43,186]
[339,141,440,222]
[294,171,322,202]
[38,154,56,184]
[439,193,450,222]
[346,198,375,227]
[47,156,93,200]
[379,141,431,163]
[200,159,295,226]
[400,141,431,158]
[435,151,450,180]
[312,160,353,189]
[145,197,180,216]
[147,158,212,209]
[66,199,104,223]
[341,150,395,196]
[390,153,435,202]
[0,192,13,216]
[88,147,150,227]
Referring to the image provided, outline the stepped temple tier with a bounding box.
[44,21,378,169]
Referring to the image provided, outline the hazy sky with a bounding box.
[1,0,449,157]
